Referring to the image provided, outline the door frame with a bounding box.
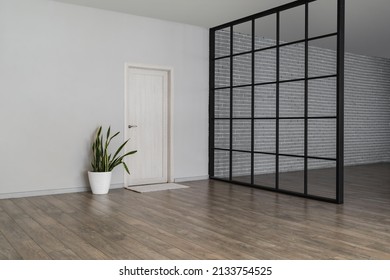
[124,63,174,187]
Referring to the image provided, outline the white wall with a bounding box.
[0,0,209,197]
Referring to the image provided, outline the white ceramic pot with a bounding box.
[87,171,112,194]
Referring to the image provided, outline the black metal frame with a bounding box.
[209,0,345,203]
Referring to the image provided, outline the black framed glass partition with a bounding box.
[209,0,344,203]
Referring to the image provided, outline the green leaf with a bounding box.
[106,126,111,140]
[122,162,130,174]
[90,126,137,173]
[111,139,129,161]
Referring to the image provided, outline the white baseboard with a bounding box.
[174,175,209,183]
[0,183,123,200]
[0,177,211,199]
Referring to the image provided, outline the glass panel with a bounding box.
[254,84,276,118]
[233,21,252,54]
[280,5,305,43]
[233,54,252,86]
[255,48,276,83]
[254,154,276,188]
[279,156,304,193]
[215,27,230,58]
[279,43,305,81]
[214,150,230,179]
[308,159,336,199]
[232,151,251,184]
[308,78,336,117]
[215,57,230,88]
[308,36,337,78]
[233,87,251,118]
[309,0,337,38]
[215,120,230,149]
[215,89,230,118]
[233,120,251,151]
[254,120,275,153]
[308,119,336,159]
[280,119,304,156]
[279,81,304,118]
[255,14,277,49]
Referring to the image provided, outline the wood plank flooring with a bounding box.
[0,163,389,259]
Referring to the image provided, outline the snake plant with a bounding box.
[91,126,136,174]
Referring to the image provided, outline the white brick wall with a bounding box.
[345,55,390,164]
[213,30,390,178]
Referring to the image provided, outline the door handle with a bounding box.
[128,125,138,129]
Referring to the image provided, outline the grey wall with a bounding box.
[0,0,209,198]
[214,30,390,178]
[344,55,390,164]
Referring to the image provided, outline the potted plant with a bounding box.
[88,126,136,194]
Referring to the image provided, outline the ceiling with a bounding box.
[53,0,390,59]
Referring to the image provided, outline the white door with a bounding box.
[125,66,169,186]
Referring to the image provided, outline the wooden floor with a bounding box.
[0,163,389,260]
